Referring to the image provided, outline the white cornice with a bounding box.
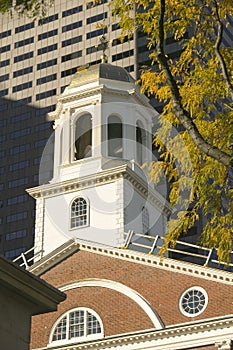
[32,315,233,350]
[26,164,171,215]
[29,238,233,285]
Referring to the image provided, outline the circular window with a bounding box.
[179,287,208,317]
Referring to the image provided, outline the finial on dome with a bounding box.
[99,35,108,63]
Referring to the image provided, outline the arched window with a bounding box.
[74,114,92,160]
[136,121,145,165]
[50,308,104,344]
[142,206,149,235]
[70,197,89,229]
[108,115,123,158]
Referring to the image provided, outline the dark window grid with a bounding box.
[0,118,7,126]
[34,138,48,148]
[9,160,30,171]
[10,143,30,155]
[0,135,6,142]
[38,29,58,41]
[71,198,88,228]
[35,105,55,116]
[112,23,120,31]
[0,89,8,97]
[12,97,32,108]
[0,73,9,82]
[37,58,57,70]
[13,66,33,78]
[61,51,82,63]
[36,89,57,101]
[14,51,33,63]
[86,27,107,39]
[124,64,134,72]
[12,81,32,93]
[0,104,8,112]
[0,150,6,158]
[6,211,27,223]
[0,167,4,174]
[62,35,82,47]
[62,5,83,17]
[38,13,58,25]
[112,35,133,46]
[36,73,57,85]
[112,49,134,62]
[11,112,31,123]
[8,178,28,188]
[0,44,10,53]
[15,22,34,33]
[7,194,28,206]
[86,0,107,9]
[62,21,82,33]
[0,29,11,38]
[61,67,77,78]
[0,59,10,67]
[10,128,31,139]
[5,247,27,259]
[38,43,58,55]
[14,37,34,48]
[86,43,102,55]
[6,229,27,241]
[34,122,52,132]
[86,12,107,25]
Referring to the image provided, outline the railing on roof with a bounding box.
[12,246,43,269]
[124,230,233,271]
[12,231,233,271]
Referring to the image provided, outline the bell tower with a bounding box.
[27,63,170,261]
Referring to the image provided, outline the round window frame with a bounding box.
[179,286,208,317]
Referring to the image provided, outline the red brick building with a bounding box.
[26,63,233,350]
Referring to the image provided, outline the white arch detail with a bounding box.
[59,278,164,329]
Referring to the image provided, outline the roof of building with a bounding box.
[69,63,133,88]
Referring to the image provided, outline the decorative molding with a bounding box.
[215,339,232,350]
[59,279,164,329]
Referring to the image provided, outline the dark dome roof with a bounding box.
[69,63,133,87]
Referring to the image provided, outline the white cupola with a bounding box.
[27,63,171,261]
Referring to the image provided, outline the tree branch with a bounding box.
[213,0,233,101]
[156,0,232,168]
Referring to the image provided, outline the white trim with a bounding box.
[59,278,164,329]
[179,286,208,317]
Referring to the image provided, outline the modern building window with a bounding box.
[124,65,134,73]
[37,58,57,70]
[34,138,48,148]
[62,21,82,33]
[87,12,107,25]
[38,13,58,25]
[38,43,57,55]
[10,128,31,139]
[12,81,32,93]
[6,211,27,223]
[0,135,6,142]
[11,112,31,123]
[0,150,6,158]
[15,22,34,33]
[86,43,102,55]
[62,5,82,17]
[74,114,92,161]
[112,35,133,46]
[13,66,33,78]
[70,197,89,229]
[0,59,10,67]
[179,287,208,317]
[136,121,145,165]
[14,37,34,48]
[6,229,27,241]
[38,29,58,41]
[0,73,9,82]
[5,247,26,259]
[112,49,134,62]
[36,89,56,101]
[7,194,28,206]
[61,51,82,63]
[50,308,103,344]
[61,67,77,78]
[36,73,57,85]
[0,29,11,38]
[108,115,123,158]
[0,89,8,97]
[0,44,10,53]
[12,96,32,107]
[9,160,29,171]
[86,0,107,9]
[35,105,55,116]
[62,35,82,47]
[112,23,120,31]
[86,27,107,39]
[8,177,28,188]
[0,118,7,126]
[10,144,30,155]
[34,122,52,132]
[142,206,149,234]
[14,51,33,63]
